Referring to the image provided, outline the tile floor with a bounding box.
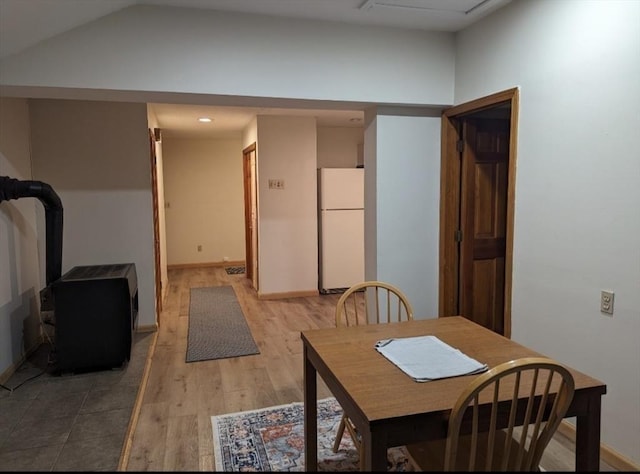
[0,332,152,471]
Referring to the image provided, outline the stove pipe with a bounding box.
[0,176,63,310]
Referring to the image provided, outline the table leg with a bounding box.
[362,429,389,471]
[575,394,602,471]
[303,345,318,471]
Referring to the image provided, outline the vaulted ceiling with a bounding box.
[0,0,512,138]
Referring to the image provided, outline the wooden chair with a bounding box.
[332,280,414,468]
[406,357,576,471]
[334,280,414,328]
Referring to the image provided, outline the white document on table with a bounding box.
[374,335,488,382]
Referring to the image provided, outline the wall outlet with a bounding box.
[600,290,614,315]
[223,256,229,262]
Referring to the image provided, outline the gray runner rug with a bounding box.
[186,286,260,362]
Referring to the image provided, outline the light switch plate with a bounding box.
[268,179,285,189]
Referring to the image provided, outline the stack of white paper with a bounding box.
[374,335,488,382]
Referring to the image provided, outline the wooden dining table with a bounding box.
[301,316,607,471]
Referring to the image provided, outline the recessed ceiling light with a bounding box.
[198,117,212,123]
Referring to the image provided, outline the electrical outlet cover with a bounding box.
[600,290,614,315]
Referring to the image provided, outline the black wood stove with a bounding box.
[1,176,138,373]
[52,263,138,373]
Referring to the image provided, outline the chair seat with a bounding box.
[406,429,535,472]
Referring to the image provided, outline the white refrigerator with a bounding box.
[318,168,365,293]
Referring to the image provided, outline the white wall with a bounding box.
[455,0,640,463]
[365,113,441,319]
[256,115,318,296]
[162,137,245,265]
[0,98,42,375]
[2,2,635,465]
[0,5,455,107]
[28,99,156,330]
[317,127,364,168]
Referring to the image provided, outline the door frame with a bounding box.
[439,87,519,338]
[242,142,258,289]
[148,128,163,322]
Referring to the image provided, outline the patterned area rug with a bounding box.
[225,266,246,275]
[211,397,417,471]
[186,286,259,362]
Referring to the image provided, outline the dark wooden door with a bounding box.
[459,118,509,334]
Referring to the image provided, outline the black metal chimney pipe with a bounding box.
[0,176,63,308]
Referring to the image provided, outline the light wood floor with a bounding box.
[123,266,616,471]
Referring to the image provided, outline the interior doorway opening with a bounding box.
[439,88,519,337]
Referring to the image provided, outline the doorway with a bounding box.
[242,143,258,290]
[439,88,519,337]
